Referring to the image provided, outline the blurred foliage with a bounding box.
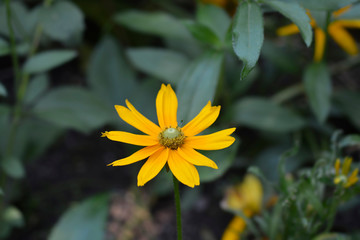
[0,0,359,239]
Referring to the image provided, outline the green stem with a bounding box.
[271,83,304,104]
[5,0,21,88]
[173,175,182,240]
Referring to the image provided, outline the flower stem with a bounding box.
[173,175,182,240]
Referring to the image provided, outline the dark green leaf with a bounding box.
[303,62,332,123]
[313,233,350,240]
[0,82,7,97]
[197,3,231,40]
[266,0,312,46]
[126,48,188,84]
[87,36,136,106]
[0,187,2,195]
[24,74,49,104]
[176,51,224,122]
[0,105,10,154]
[310,10,327,30]
[23,50,77,74]
[198,137,240,182]
[40,1,84,43]
[298,0,357,10]
[114,10,193,41]
[233,97,305,132]
[32,87,113,133]
[1,156,25,179]
[334,91,360,130]
[232,2,264,79]
[184,21,222,47]
[339,134,360,148]
[337,4,360,19]
[49,194,109,240]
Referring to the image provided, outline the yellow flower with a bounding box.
[102,84,236,188]
[221,174,263,240]
[277,5,360,61]
[334,157,359,188]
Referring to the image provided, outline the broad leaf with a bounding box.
[1,156,24,179]
[24,74,49,104]
[233,97,305,132]
[49,194,109,240]
[87,36,136,106]
[40,1,84,43]
[23,50,77,74]
[339,134,360,148]
[303,62,332,123]
[197,3,231,40]
[114,11,192,41]
[298,0,357,11]
[232,2,264,79]
[126,48,188,84]
[184,21,222,47]
[32,87,113,133]
[176,51,224,122]
[266,0,312,46]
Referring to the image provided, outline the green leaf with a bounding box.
[32,87,113,133]
[198,137,240,182]
[233,97,305,132]
[114,10,193,41]
[0,82,7,97]
[24,74,49,104]
[0,206,24,238]
[1,156,25,179]
[337,4,360,19]
[266,0,312,46]
[303,62,332,123]
[176,51,224,122]
[0,187,2,195]
[126,48,188,84]
[184,21,222,47]
[49,194,109,240]
[313,233,350,240]
[0,105,10,154]
[40,1,84,43]
[23,50,77,74]
[339,134,360,148]
[197,3,231,40]
[232,2,264,79]
[334,91,360,130]
[298,0,357,10]
[0,37,29,57]
[87,36,136,106]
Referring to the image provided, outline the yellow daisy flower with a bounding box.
[221,174,263,240]
[277,5,360,61]
[102,84,236,188]
[334,157,359,188]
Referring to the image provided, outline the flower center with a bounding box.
[159,127,185,150]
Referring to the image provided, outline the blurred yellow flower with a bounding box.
[277,5,360,61]
[221,174,263,240]
[334,157,359,188]
[102,84,235,188]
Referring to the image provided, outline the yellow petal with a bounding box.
[156,84,178,129]
[221,216,246,240]
[182,101,221,136]
[328,23,358,55]
[332,5,351,18]
[345,168,359,188]
[335,20,360,28]
[137,148,169,186]
[342,157,353,175]
[185,128,236,150]
[276,24,300,36]
[115,104,160,136]
[177,145,218,169]
[108,144,163,166]
[168,150,200,188]
[241,174,263,214]
[314,27,326,62]
[102,131,158,146]
[335,158,341,176]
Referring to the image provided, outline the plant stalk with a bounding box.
[173,175,183,240]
